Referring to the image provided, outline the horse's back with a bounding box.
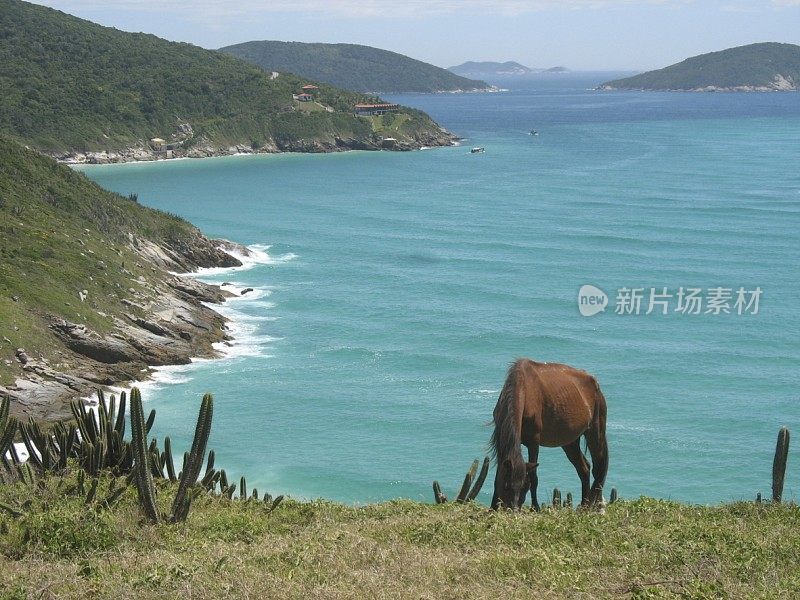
[513,359,602,447]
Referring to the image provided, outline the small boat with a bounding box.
[470,147,485,154]
[529,130,539,136]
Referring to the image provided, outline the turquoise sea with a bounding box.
[79,73,800,505]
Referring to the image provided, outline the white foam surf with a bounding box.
[84,243,289,405]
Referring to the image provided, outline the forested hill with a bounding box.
[219,41,491,93]
[600,43,800,91]
[0,0,453,155]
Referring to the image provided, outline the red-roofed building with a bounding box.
[354,103,399,116]
[296,93,314,102]
[301,84,319,91]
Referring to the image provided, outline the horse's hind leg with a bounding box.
[585,423,608,507]
[526,444,540,511]
[562,439,590,506]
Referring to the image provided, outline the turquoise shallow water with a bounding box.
[79,74,800,505]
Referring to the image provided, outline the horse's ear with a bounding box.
[526,461,539,472]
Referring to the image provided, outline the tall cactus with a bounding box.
[432,480,447,504]
[0,396,18,460]
[163,437,178,482]
[466,457,491,501]
[456,459,480,503]
[772,426,790,503]
[130,387,160,523]
[169,393,213,523]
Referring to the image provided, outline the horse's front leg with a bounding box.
[526,445,540,511]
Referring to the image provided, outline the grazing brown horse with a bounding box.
[490,359,608,510]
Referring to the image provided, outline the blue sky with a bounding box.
[28,1,800,71]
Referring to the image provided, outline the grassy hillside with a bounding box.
[601,43,800,91]
[0,473,798,598]
[0,0,449,153]
[0,136,222,388]
[220,41,491,93]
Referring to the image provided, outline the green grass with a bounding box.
[0,471,798,598]
[294,100,328,113]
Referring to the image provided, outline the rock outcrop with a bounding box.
[1,238,248,423]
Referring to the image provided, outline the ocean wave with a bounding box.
[75,243,288,405]
[189,243,297,278]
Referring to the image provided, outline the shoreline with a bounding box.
[89,243,285,405]
[50,132,461,167]
[1,235,269,424]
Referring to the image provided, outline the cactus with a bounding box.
[432,480,447,504]
[130,387,160,523]
[610,488,618,504]
[100,477,129,511]
[0,398,16,452]
[205,450,215,475]
[169,393,213,523]
[772,427,790,503]
[756,492,762,504]
[201,468,219,492]
[456,459,480,503]
[466,457,491,502]
[162,437,178,482]
[240,476,247,501]
[0,397,18,462]
[552,488,561,508]
[269,495,284,513]
[16,462,36,487]
[85,477,99,505]
[565,492,573,509]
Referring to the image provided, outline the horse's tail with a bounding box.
[489,361,522,464]
[583,376,606,458]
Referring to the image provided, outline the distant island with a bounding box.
[0,1,456,164]
[448,62,569,77]
[449,61,533,77]
[219,41,492,94]
[600,42,800,91]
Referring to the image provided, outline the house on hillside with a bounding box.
[150,137,165,151]
[301,84,319,92]
[296,93,314,102]
[354,103,399,116]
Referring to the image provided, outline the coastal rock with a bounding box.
[126,314,174,338]
[15,348,29,364]
[50,319,138,364]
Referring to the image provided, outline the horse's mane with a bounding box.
[490,361,523,464]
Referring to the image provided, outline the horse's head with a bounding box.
[491,458,537,510]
